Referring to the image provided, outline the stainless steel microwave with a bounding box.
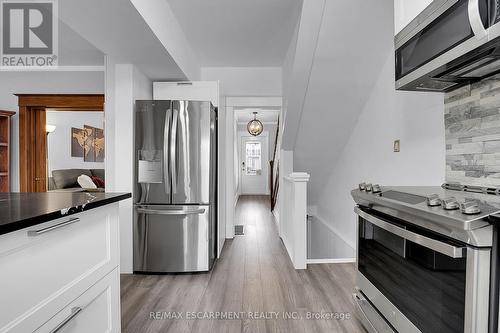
[396,0,500,92]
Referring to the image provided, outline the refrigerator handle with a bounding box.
[137,208,205,215]
[163,107,172,195]
[171,106,179,194]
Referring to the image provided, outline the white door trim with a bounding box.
[225,97,282,239]
[238,131,270,195]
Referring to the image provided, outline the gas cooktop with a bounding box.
[352,182,500,247]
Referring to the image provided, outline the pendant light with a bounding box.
[247,112,263,136]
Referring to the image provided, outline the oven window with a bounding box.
[358,217,466,333]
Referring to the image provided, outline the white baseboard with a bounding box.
[307,258,356,264]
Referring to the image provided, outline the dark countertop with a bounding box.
[0,192,131,236]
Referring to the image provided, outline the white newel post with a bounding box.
[283,172,310,270]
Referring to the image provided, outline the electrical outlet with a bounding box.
[394,140,400,152]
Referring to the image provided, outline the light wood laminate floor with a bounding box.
[121,195,366,333]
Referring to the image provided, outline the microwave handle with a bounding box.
[355,207,466,258]
[469,0,488,39]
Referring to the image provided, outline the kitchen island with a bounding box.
[0,191,130,333]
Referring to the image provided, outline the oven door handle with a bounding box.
[355,207,466,258]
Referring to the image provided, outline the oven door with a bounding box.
[355,207,490,333]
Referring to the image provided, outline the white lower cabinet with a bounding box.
[35,268,120,333]
[0,203,121,333]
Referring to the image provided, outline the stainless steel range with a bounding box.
[352,183,500,333]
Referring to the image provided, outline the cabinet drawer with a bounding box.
[0,204,119,333]
[35,268,120,333]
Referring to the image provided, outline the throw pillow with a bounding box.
[91,176,105,188]
[77,174,97,189]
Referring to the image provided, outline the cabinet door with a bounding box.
[35,268,120,333]
[153,81,219,107]
[0,204,119,333]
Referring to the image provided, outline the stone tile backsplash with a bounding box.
[445,75,500,186]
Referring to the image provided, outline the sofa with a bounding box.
[48,169,105,192]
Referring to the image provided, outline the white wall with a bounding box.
[201,67,282,96]
[281,0,325,150]
[106,63,152,273]
[282,0,445,258]
[46,111,105,174]
[0,71,104,191]
[394,0,432,34]
[292,0,394,205]
[315,53,445,252]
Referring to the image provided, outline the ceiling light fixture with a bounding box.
[247,112,263,136]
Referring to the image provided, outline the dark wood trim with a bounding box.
[16,94,104,109]
[18,94,104,192]
[19,106,29,192]
[0,110,16,117]
[0,111,15,192]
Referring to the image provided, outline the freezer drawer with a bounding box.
[133,205,210,273]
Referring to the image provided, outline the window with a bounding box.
[245,141,261,176]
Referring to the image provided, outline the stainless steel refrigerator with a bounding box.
[133,100,217,273]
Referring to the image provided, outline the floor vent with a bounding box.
[234,225,244,235]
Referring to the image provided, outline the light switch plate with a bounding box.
[394,140,400,152]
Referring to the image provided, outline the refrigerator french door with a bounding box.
[133,100,217,273]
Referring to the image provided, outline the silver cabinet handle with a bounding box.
[468,0,487,39]
[137,208,205,215]
[27,217,81,236]
[355,207,466,258]
[49,307,82,333]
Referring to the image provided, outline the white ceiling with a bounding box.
[166,0,302,66]
[58,21,104,66]
[235,108,279,123]
[59,0,187,80]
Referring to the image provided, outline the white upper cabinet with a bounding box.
[394,0,434,35]
[153,81,219,107]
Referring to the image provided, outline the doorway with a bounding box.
[225,97,282,239]
[17,94,104,192]
[239,133,269,195]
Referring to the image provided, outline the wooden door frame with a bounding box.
[17,94,104,192]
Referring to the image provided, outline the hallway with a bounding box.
[121,195,366,333]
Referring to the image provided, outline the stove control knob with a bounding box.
[460,201,481,215]
[441,197,459,210]
[359,183,366,191]
[365,183,373,192]
[372,184,381,193]
[427,194,441,207]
